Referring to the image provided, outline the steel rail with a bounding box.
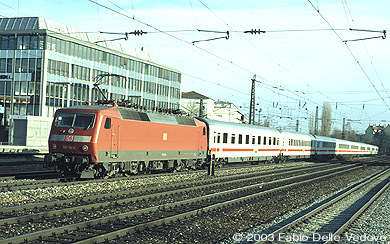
[325,180,390,244]
[0,162,317,192]
[0,164,364,243]
[0,163,331,213]
[255,168,390,244]
[0,164,339,225]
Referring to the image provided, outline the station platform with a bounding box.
[0,145,48,154]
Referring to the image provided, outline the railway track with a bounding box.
[0,161,330,192]
[0,170,60,181]
[0,156,372,192]
[0,164,338,222]
[0,163,368,243]
[254,169,390,244]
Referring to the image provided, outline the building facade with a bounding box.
[180,91,214,118]
[363,124,390,143]
[180,91,245,123]
[0,17,182,145]
[211,101,245,123]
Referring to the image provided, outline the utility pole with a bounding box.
[342,118,345,139]
[249,75,256,124]
[199,98,204,117]
[314,106,319,135]
[296,120,299,132]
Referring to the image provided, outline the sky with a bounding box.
[0,0,389,133]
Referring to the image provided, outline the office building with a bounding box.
[0,17,182,145]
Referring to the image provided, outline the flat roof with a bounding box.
[0,17,180,73]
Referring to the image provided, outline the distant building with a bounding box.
[363,124,390,143]
[210,101,245,123]
[180,91,245,123]
[0,17,182,145]
[180,91,214,118]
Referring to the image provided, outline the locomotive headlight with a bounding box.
[52,143,57,150]
[82,145,88,151]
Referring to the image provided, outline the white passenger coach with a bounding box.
[200,119,378,165]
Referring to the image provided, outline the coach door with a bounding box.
[110,120,119,159]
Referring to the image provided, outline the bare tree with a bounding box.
[331,124,359,142]
[181,101,199,116]
[320,102,332,137]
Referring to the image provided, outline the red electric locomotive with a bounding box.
[45,104,208,178]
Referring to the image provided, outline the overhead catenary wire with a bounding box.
[194,0,375,125]
[87,0,315,105]
[307,0,390,112]
[96,1,346,126]
[87,0,387,131]
[195,0,365,126]
[342,0,390,108]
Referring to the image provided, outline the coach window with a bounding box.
[223,133,228,143]
[269,137,272,145]
[217,133,221,143]
[245,135,250,144]
[104,118,111,129]
[263,136,267,145]
[252,136,256,144]
[273,137,276,145]
[231,134,236,144]
[277,138,280,145]
[258,136,261,145]
[203,127,206,135]
[238,134,243,144]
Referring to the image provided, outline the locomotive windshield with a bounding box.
[54,112,95,129]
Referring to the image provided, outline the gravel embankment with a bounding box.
[0,162,314,208]
[118,165,387,244]
[338,185,390,244]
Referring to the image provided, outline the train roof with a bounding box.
[57,105,114,111]
[198,118,280,132]
[117,107,198,126]
[313,135,378,148]
[281,131,315,139]
[312,135,338,143]
[55,105,199,126]
[199,119,317,138]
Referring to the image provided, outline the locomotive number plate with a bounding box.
[65,135,74,142]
